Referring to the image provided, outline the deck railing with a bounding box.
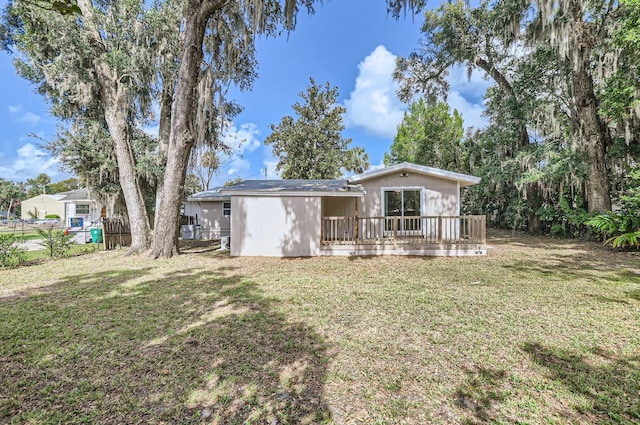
[321,215,486,245]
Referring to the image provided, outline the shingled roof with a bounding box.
[186,187,230,202]
[220,179,365,196]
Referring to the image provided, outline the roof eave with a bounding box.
[349,162,481,186]
[218,190,364,197]
[186,196,231,202]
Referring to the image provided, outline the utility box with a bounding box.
[181,225,195,240]
[90,228,103,243]
[220,236,230,250]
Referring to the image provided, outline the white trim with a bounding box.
[380,186,424,216]
[349,162,480,187]
[219,190,364,198]
[186,196,231,202]
[381,187,424,235]
[457,181,461,216]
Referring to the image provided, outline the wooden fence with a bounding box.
[102,218,132,250]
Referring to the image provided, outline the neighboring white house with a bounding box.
[183,187,231,240]
[218,162,486,257]
[21,188,105,227]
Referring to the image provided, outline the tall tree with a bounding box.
[384,100,465,172]
[396,0,634,221]
[151,0,424,258]
[47,178,81,194]
[150,0,317,258]
[25,173,51,198]
[0,179,26,217]
[3,0,424,258]
[265,78,369,179]
[4,0,158,252]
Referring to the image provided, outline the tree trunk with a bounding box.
[78,0,151,252]
[153,82,174,232]
[475,56,543,233]
[152,0,227,258]
[572,66,611,213]
[568,0,611,213]
[103,104,152,252]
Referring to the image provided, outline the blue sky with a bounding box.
[0,0,490,186]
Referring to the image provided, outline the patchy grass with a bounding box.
[21,243,100,263]
[0,230,639,424]
[0,227,42,241]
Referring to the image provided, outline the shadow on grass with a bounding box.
[503,255,640,286]
[523,342,640,424]
[453,366,509,424]
[0,266,330,424]
[628,288,640,301]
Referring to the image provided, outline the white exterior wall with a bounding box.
[355,173,460,241]
[358,173,459,217]
[64,201,101,227]
[183,201,230,239]
[231,195,321,257]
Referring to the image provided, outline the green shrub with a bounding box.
[586,169,640,249]
[45,214,61,219]
[586,213,640,248]
[0,234,26,268]
[37,228,75,258]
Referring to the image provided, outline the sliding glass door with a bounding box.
[383,189,422,232]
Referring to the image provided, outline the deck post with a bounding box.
[354,199,359,244]
[481,215,486,244]
[393,217,398,241]
[437,216,443,244]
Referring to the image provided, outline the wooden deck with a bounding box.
[320,215,486,256]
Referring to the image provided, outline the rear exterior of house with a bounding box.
[184,188,231,240]
[221,163,486,257]
[224,180,363,256]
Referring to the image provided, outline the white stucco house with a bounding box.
[187,162,486,257]
[20,188,106,227]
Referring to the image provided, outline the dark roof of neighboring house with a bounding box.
[220,179,365,196]
[186,187,231,202]
[57,188,94,201]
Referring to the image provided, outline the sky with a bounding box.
[0,0,491,187]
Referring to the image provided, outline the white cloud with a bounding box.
[262,150,281,179]
[217,121,262,179]
[446,66,491,130]
[447,91,487,130]
[8,105,22,114]
[16,112,42,126]
[0,143,60,181]
[222,122,261,154]
[344,45,406,139]
[369,160,387,171]
[226,156,250,176]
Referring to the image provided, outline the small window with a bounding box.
[223,202,231,216]
[76,204,90,214]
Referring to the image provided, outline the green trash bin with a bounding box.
[90,228,103,243]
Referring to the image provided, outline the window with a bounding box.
[76,204,90,214]
[223,202,231,216]
[383,189,422,231]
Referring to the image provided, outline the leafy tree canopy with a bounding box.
[384,100,465,173]
[265,78,369,179]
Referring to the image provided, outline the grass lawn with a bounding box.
[0,227,43,241]
[1,230,639,424]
